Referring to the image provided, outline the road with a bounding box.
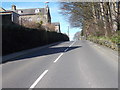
[2,40,118,88]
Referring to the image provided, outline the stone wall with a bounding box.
[19,14,48,26]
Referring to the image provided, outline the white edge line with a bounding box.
[29,70,48,89]
[54,53,64,63]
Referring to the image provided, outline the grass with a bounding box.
[87,33,119,51]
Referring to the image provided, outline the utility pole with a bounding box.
[68,26,69,38]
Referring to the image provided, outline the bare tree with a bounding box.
[60,2,119,38]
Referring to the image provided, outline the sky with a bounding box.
[1,2,82,41]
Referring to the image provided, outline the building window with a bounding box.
[35,9,40,13]
[18,11,23,14]
[28,18,32,21]
[116,2,118,8]
[37,18,40,21]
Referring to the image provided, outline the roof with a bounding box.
[0,11,19,15]
[14,8,45,15]
[0,7,6,11]
[52,22,60,26]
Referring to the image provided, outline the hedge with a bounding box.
[2,23,69,55]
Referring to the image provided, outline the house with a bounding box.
[11,5,51,26]
[0,7,19,24]
[0,7,6,11]
[51,22,61,33]
[1,5,61,33]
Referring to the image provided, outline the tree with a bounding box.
[60,2,119,38]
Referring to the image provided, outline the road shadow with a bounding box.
[2,46,81,63]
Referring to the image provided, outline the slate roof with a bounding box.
[0,7,6,11]
[0,10,19,16]
[52,22,60,26]
[14,8,45,15]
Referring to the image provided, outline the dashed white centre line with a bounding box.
[64,48,69,52]
[29,70,48,89]
[29,41,76,89]
[54,53,64,63]
[54,41,76,63]
[69,41,75,47]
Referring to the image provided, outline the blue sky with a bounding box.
[1,2,81,40]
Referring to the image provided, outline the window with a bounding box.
[35,9,40,13]
[18,11,23,14]
[28,18,32,21]
[37,18,40,21]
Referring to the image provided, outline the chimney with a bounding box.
[12,5,16,10]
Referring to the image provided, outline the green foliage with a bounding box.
[88,35,120,44]
[110,31,120,44]
[40,21,43,25]
[81,30,84,36]
[87,34,119,50]
[110,36,119,44]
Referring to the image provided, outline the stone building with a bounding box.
[1,5,61,32]
[0,7,19,24]
[52,22,61,33]
[11,5,51,26]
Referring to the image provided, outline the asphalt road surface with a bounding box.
[2,40,118,88]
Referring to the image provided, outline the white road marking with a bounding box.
[54,53,64,63]
[29,70,48,89]
[29,41,76,89]
[64,48,69,52]
[54,41,76,63]
[69,41,75,47]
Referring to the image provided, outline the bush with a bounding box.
[110,31,120,44]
